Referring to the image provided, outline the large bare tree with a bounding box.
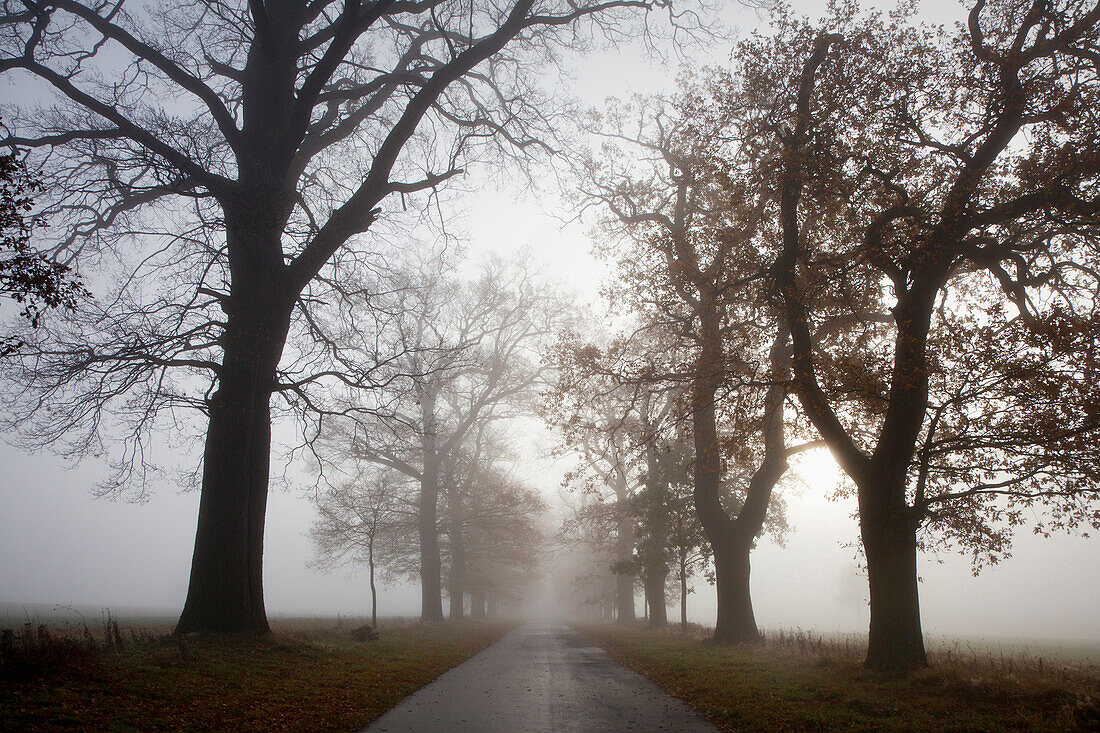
[0,0,692,633]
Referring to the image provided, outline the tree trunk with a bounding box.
[369,538,378,630]
[176,288,292,634]
[449,589,464,620]
[711,538,759,643]
[448,488,465,620]
[640,394,669,629]
[419,453,444,622]
[615,513,636,623]
[691,306,745,644]
[470,589,486,619]
[644,562,668,628]
[692,316,788,645]
[615,572,635,624]
[679,555,688,631]
[858,297,933,672]
[861,503,927,671]
[419,385,445,623]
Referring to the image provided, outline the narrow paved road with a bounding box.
[362,623,718,732]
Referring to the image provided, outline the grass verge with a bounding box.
[1,617,514,732]
[578,624,1100,732]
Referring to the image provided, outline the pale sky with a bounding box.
[2,0,1098,648]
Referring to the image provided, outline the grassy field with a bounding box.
[1,616,514,732]
[579,624,1100,732]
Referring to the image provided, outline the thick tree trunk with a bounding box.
[639,395,670,629]
[711,539,759,643]
[470,589,486,619]
[419,388,445,623]
[692,314,787,645]
[615,573,635,624]
[861,503,927,671]
[692,305,732,644]
[418,459,444,623]
[449,589,464,620]
[448,488,465,620]
[448,535,464,620]
[644,562,668,628]
[176,289,292,634]
[691,307,750,644]
[857,298,933,672]
[856,295,933,671]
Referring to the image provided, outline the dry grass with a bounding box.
[0,615,514,732]
[579,623,1100,732]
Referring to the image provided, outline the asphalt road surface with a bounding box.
[362,622,719,732]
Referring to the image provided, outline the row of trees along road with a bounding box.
[551,1,1100,671]
[560,89,810,643]
[0,0,703,633]
[547,327,787,633]
[0,0,1097,677]
[309,423,545,628]
[309,254,565,622]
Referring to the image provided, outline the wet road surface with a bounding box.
[362,622,719,732]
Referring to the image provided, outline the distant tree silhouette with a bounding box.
[317,255,568,621]
[631,432,710,631]
[545,334,656,625]
[310,468,418,629]
[311,425,544,624]
[574,94,803,643]
[450,435,546,619]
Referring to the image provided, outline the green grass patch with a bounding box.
[578,625,1100,732]
[1,617,513,732]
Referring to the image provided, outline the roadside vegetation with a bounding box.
[580,624,1100,732]
[1,616,513,732]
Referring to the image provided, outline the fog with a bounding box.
[4,402,1099,641]
[2,0,1099,659]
